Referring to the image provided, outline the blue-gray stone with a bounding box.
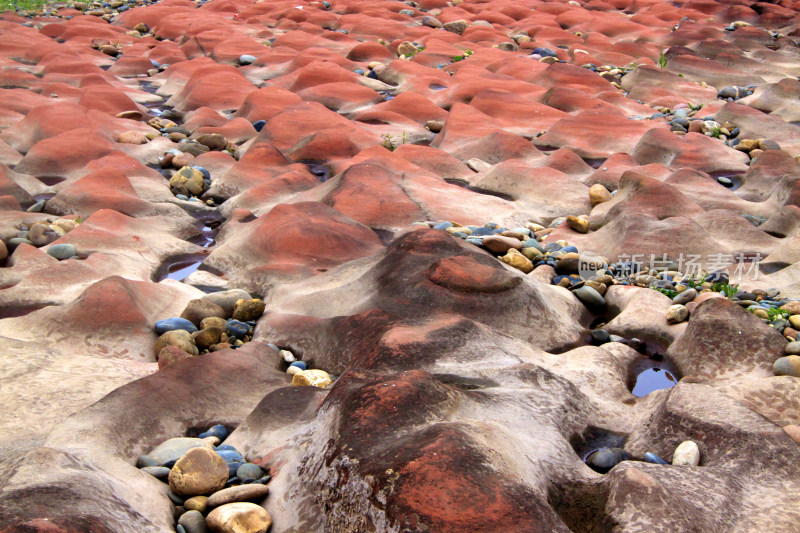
[176,194,189,201]
[590,329,610,343]
[239,54,256,65]
[216,444,238,452]
[466,237,484,246]
[149,59,160,68]
[452,231,468,239]
[252,119,266,132]
[560,245,578,254]
[154,317,198,335]
[586,447,630,473]
[141,466,171,479]
[226,319,250,339]
[226,461,245,477]
[177,526,187,533]
[268,343,280,352]
[192,166,210,179]
[433,221,453,230]
[47,244,77,260]
[136,454,158,468]
[198,424,227,440]
[672,289,697,305]
[177,510,208,533]
[470,227,495,237]
[644,452,669,465]
[237,463,263,481]
[522,239,544,252]
[257,474,272,484]
[168,490,185,505]
[217,449,244,463]
[289,361,307,370]
[574,286,605,307]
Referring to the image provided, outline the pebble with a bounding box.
[147,437,207,465]
[168,447,229,497]
[178,510,209,533]
[238,54,256,65]
[672,440,700,466]
[199,424,228,441]
[136,454,158,468]
[232,298,266,322]
[141,466,171,479]
[589,184,613,206]
[774,355,800,377]
[206,502,271,533]
[155,329,197,357]
[236,463,264,481]
[482,235,523,253]
[573,286,605,307]
[226,319,250,339]
[280,349,296,363]
[666,304,689,324]
[785,342,800,355]
[184,495,209,512]
[500,249,533,273]
[586,447,630,473]
[206,484,270,508]
[155,317,198,335]
[47,243,77,260]
[292,369,333,388]
[644,452,669,465]
[566,216,589,233]
[672,288,697,305]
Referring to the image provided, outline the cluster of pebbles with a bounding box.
[586,440,701,474]
[271,344,334,389]
[137,424,271,533]
[423,207,800,380]
[4,217,80,260]
[154,289,264,368]
[11,0,158,21]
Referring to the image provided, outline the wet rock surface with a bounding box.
[2,0,800,530]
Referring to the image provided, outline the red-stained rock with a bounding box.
[322,159,425,228]
[234,87,304,123]
[534,108,662,159]
[14,129,116,180]
[204,201,384,289]
[297,82,383,114]
[166,64,256,111]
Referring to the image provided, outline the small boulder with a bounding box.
[443,19,468,34]
[207,484,270,508]
[158,345,194,369]
[566,215,589,234]
[774,355,800,377]
[47,243,78,260]
[500,248,533,273]
[232,299,266,322]
[292,369,333,388]
[666,304,689,324]
[589,184,612,206]
[155,329,198,356]
[181,299,227,327]
[169,447,229,497]
[672,441,700,466]
[483,235,523,254]
[206,502,271,533]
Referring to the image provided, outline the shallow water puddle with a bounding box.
[632,366,677,396]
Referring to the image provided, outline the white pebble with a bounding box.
[280,349,296,363]
[672,440,700,466]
